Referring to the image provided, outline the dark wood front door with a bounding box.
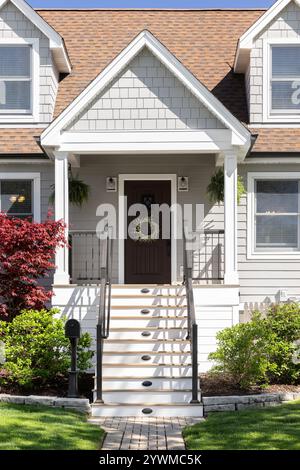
[124,180,171,284]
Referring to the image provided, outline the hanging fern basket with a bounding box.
[206,167,246,205]
[50,170,90,207]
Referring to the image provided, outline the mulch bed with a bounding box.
[200,373,300,397]
[1,372,300,399]
[0,373,94,401]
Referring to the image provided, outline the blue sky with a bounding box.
[28,1,274,9]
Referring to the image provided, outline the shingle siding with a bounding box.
[249,2,300,123]
[66,48,225,132]
[0,2,58,123]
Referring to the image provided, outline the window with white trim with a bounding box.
[0,173,40,222]
[0,39,39,122]
[0,45,32,114]
[248,174,300,259]
[271,45,300,114]
[0,179,33,220]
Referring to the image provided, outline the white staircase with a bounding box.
[91,285,203,417]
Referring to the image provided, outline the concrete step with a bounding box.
[110,306,188,317]
[91,403,203,417]
[102,351,191,365]
[109,317,187,329]
[103,339,190,353]
[101,377,193,391]
[102,364,192,377]
[111,295,187,307]
[111,285,185,296]
[100,390,195,405]
[108,327,188,340]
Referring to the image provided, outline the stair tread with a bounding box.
[110,306,188,309]
[105,339,190,343]
[103,351,191,355]
[92,402,202,407]
[101,376,193,379]
[99,390,193,394]
[110,316,187,320]
[103,363,192,367]
[109,327,187,331]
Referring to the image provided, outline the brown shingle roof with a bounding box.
[2,9,300,155]
[250,128,300,153]
[0,128,43,154]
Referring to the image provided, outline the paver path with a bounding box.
[88,417,203,450]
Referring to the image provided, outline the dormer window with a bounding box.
[0,38,39,123]
[271,45,300,114]
[0,45,31,114]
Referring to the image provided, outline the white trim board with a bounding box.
[0,171,41,222]
[41,30,251,154]
[235,0,297,72]
[247,171,300,260]
[0,0,71,72]
[118,174,177,284]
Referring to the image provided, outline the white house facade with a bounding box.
[1,0,300,416]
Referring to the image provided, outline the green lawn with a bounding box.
[0,403,104,450]
[183,400,300,450]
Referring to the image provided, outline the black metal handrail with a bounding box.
[95,226,113,403]
[183,224,200,404]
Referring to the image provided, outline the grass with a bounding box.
[0,403,104,450]
[183,400,300,450]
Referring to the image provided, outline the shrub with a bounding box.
[209,304,300,389]
[209,313,275,389]
[266,303,300,384]
[0,212,66,320]
[0,309,93,389]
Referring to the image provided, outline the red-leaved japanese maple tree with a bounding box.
[0,212,66,320]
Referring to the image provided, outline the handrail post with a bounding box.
[191,323,199,403]
[96,323,103,403]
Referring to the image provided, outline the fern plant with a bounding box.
[50,171,90,207]
[207,167,246,204]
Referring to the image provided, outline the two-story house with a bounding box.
[1,0,300,417]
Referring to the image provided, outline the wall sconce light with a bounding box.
[106,177,117,192]
[178,176,189,192]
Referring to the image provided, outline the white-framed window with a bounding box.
[247,172,300,259]
[0,173,40,222]
[0,38,39,123]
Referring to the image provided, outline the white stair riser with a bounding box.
[111,297,187,307]
[101,391,193,404]
[108,329,188,340]
[102,365,192,377]
[103,353,191,365]
[91,405,203,418]
[103,342,190,353]
[110,307,187,317]
[111,287,186,296]
[101,377,193,390]
[110,318,188,329]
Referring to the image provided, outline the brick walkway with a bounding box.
[88,417,203,450]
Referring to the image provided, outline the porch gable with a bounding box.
[65,47,225,133]
[41,30,251,153]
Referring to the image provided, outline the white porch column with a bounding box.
[224,151,239,285]
[53,151,70,285]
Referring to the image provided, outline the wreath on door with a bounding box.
[132,216,160,243]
